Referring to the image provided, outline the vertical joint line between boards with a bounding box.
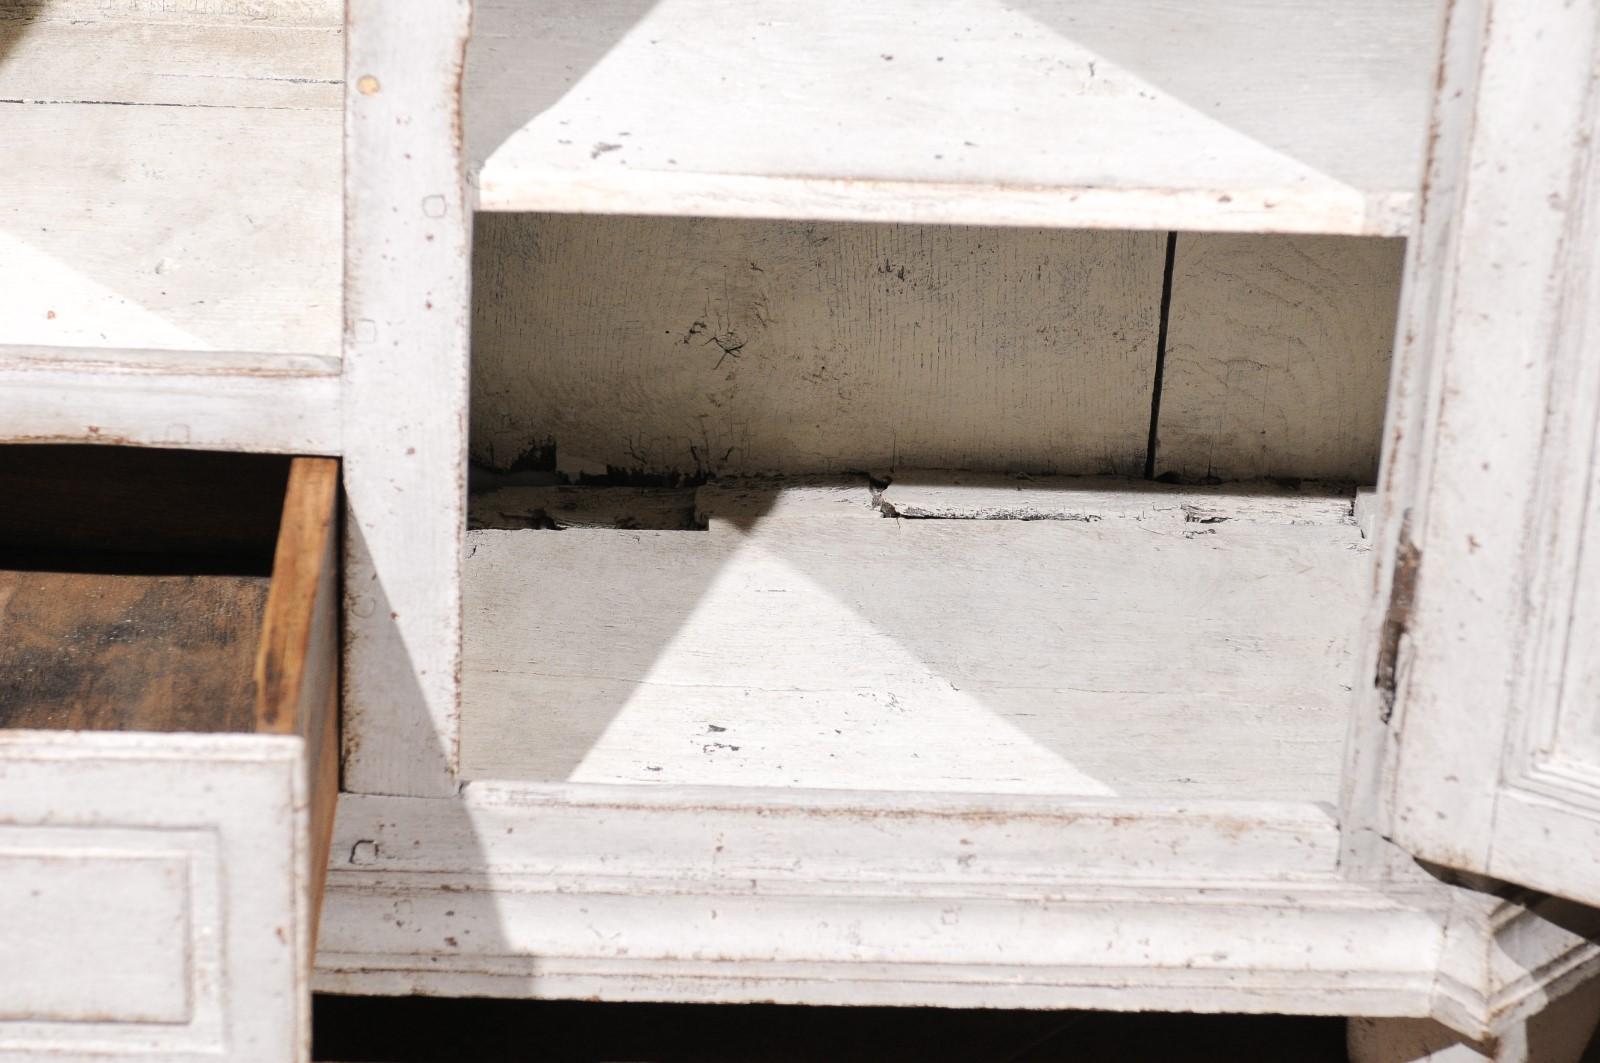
[1143,232,1179,481]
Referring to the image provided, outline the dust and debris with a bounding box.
[591,141,623,159]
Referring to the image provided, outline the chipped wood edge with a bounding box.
[877,472,1357,526]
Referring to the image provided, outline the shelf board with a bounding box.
[468,0,1442,234]
[0,1,343,357]
[462,477,1367,801]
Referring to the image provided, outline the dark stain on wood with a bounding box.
[0,568,267,732]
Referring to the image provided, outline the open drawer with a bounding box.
[0,448,338,1063]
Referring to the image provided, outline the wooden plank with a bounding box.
[472,215,1163,479]
[1157,234,1404,483]
[467,0,1440,234]
[0,570,267,733]
[255,457,340,945]
[256,458,338,735]
[460,482,1366,800]
[342,0,473,797]
[0,346,341,454]
[0,1,342,357]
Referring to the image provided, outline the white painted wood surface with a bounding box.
[316,785,1455,1016]
[0,346,340,454]
[472,216,1163,478]
[0,0,342,358]
[0,732,312,1063]
[1158,234,1404,483]
[466,0,1441,234]
[1355,0,1600,909]
[461,479,1366,799]
[341,0,473,798]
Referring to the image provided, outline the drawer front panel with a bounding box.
[0,735,305,1062]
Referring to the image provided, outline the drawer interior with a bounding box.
[0,447,338,745]
[460,217,1401,805]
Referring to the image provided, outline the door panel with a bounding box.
[1367,0,1600,905]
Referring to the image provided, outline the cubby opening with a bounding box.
[460,213,1403,805]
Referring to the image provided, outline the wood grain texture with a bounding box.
[1157,234,1404,483]
[254,457,341,948]
[0,570,267,733]
[341,0,472,798]
[256,458,338,734]
[460,479,1366,800]
[467,0,1439,234]
[472,215,1163,479]
[0,346,341,454]
[0,0,343,357]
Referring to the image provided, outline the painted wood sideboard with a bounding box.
[4,0,1600,1060]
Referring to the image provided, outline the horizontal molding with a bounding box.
[0,345,340,454]
[317,788,1452,1015]
[334,784,1349,884]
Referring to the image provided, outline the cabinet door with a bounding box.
[1367,0,1600,904]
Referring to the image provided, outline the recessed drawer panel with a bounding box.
[0,832,201,1026]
